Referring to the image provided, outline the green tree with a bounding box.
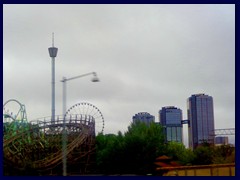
[95,121,166,174]
[123,122,165,174]
[212,145,235,164]
[192,146,214,165]
[165,141,194,165]
[95,133,123,174]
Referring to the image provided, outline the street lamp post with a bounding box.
[61,72,99,116]
[60,72,99,176]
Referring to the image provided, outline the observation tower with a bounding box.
[48,33,58,123]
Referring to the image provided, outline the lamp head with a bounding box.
[91,72,100,82]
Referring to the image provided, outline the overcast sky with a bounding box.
[3,4,235,146]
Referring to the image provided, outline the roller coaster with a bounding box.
[3,100,104,175]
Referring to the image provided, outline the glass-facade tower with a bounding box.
[187,94,215,149]
[159,106,183,143]
[132,112,155,126]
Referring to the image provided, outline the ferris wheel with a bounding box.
[3,99,27,122]
[65,102,104,134]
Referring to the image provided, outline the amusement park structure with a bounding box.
[3,100,104,175]
[3,34,104,175]
[3,33,104,176]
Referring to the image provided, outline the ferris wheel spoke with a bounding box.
[88,107,95,116]
[92,111,100,118]
[83,104,87,115]
[80,105,83,115]
[93,115,102,120]
[76,104,81,115]
[85,105,90,115]
[73,107,78,115]
[65,102,104,134]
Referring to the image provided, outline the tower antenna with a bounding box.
[52,32,54,47]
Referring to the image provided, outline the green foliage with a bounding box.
[191,143,235,165]
[165,142,195,165]
[95,133,124,173]
[192,145,214,165]
[212,145,235,164]
[96,123,235,174]
[95,122,165,174]
[123,122,165,173]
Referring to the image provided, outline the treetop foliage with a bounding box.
[96,122,235,174]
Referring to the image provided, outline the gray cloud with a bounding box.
[3,4,235,145]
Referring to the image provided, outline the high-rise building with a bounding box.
[215,136,229,146]
[159,106,183,143]
[187,94,215,149]
[132,112,155,126]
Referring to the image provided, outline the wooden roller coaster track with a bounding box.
[3,116,96,175]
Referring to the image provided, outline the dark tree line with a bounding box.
[3,121,235,175]
[95,122,235,175]
[95,122,165,174]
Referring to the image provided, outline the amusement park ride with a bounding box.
[3,99,105,175]
[3,34,104,175]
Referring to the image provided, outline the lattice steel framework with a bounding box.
[3,101,104,176]
[211,128,235,136]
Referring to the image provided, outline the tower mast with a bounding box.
[48,33,58,124]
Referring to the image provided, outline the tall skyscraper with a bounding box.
[132,112,155,126]
[187,94,215,149]
[159,106,183,143]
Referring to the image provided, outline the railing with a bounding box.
[4,114,96,174]
[156,163,235,176]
